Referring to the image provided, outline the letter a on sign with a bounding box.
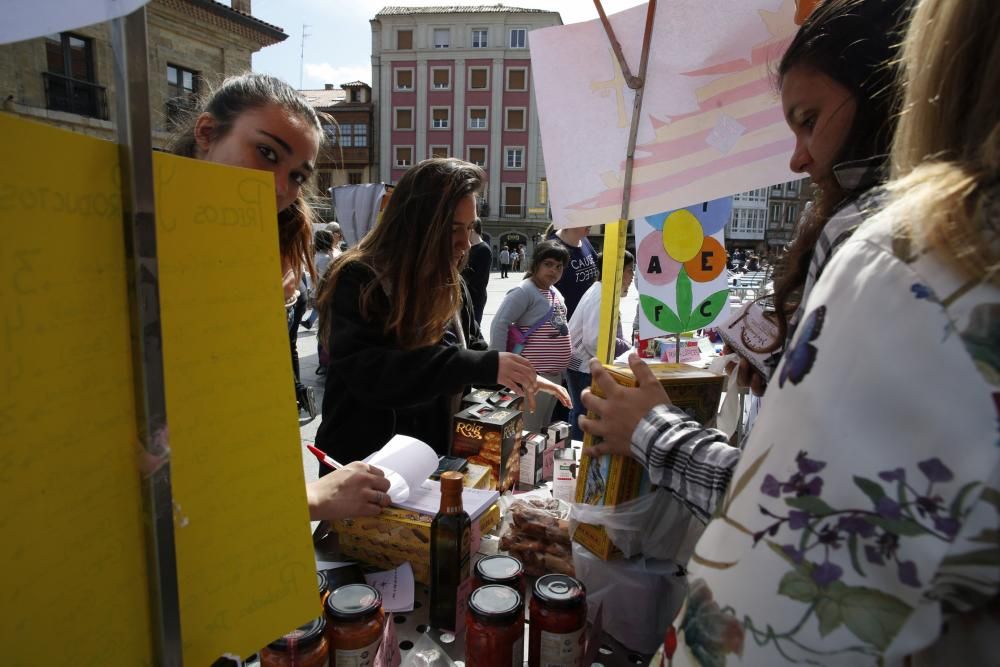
[647,255,662,274]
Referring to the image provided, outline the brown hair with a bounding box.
[318,158,485,350]
[886,0,1000,285]
[168,72,321,280]
[767,0,912,349]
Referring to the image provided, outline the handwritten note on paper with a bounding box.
[153,153,319,663]
[365,562,415,613]
[0,114,154,663]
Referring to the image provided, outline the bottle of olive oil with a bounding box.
[430,471,472,630]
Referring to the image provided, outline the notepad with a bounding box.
[393,480,499,521]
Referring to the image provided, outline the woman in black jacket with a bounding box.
[315,158,566,468]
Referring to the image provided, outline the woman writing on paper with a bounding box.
[315,158,569,467]
[170,72,390,518]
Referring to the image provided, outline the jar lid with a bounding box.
[476,555,523,584]
[325,583,382,621]
[267,616,326,652]
[469,585,522,622]
[317,571,329,595]
[533,574,585,608]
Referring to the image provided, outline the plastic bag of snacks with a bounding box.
[498,492,573,577]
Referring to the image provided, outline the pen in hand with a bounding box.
[307,444,344,470]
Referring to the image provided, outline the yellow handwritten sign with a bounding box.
[1,114,319,664]
[154,152,319,663]
[0,113,154,664]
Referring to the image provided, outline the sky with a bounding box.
[248,0,647,90]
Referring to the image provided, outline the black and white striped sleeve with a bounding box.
[630,404,742,518]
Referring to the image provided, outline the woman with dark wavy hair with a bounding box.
[315,158,568,466]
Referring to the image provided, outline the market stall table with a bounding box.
[307,521,656,666]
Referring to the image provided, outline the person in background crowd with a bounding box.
[492,243,500,271]
[490,240,574,431]
[461,218,492,324]
[315,159,568,467]
[510,248,520,273]
[546,224,599,319]
[302,228,334,331]
[565,250,634,440]
[168,71,388,518]
[499,245,511,278]
[328,221,345,257]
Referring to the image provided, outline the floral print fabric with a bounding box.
[656,208,1000,666]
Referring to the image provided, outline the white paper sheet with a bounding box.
[394,480,499,521]
[365,562,415,613]
[365,435,440,504]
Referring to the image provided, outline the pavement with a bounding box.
[294,270,639,487]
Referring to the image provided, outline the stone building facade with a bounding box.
[0,0,285,148]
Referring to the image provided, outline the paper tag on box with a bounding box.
[374,613,401,667]
[662,345,702,363]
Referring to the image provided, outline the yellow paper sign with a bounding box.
[155,152,319,663]
[1,114,319,664]
[0,113,154,664]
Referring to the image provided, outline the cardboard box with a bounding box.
[487,388,524,411]
[452,403,523,493]
[334,503,501,585]
[543,421,571,480]
[518,432,548,486]
[553,448,578,503]
[574,363,724,559]
[461,388,495,411]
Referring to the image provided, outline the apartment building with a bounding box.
[370,5,561,250]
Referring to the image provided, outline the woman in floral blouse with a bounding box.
[582,0,1000,664]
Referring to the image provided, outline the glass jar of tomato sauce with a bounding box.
[466,584,525,667]
[260,617,329,667]
[317,571,330,607]
[528,574,587,667]
[475,554,524,596]
[324,583,384,666]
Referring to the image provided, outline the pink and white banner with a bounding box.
[531,0,799,229]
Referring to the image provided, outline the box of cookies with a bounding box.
[461,388,495,411]
[487,387,524,411]
[452,403,523,492]
[518,431,548,487]
[334,502,502,585]
[574,363,724,560]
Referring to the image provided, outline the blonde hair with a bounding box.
[888,0,1000,284]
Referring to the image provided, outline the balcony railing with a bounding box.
[500,203,525,218]
[43,72,108,120]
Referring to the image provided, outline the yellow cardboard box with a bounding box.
[574,363,724,559]
[334,503,501,584]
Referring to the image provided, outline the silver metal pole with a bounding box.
[110,8,183,665]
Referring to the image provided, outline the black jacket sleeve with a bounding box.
[461,277,489,352]
[327,264,499,408]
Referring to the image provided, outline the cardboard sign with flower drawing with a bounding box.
[636,197,733,341]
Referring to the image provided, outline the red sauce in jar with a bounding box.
[466,584,525,667]
[324,584,384,666]
[475,554,525,596]
[528,574,586,667]
[260,617,329,667]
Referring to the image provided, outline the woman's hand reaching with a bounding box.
[497,352,539,411]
